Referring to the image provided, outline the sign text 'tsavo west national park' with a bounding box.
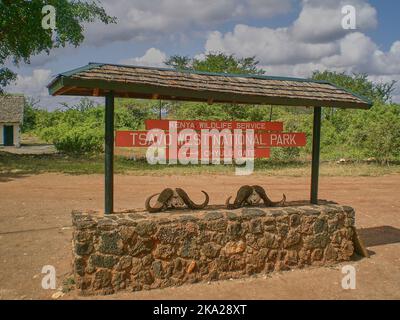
[115,120,306,167]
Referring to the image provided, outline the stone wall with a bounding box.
[72,204,355,295]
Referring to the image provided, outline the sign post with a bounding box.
[105,92,114,214]
[310,107,321,204]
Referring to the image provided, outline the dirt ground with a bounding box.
[0,173,399,300]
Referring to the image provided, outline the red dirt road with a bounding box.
[0,173,399,299]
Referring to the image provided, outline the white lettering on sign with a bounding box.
[270,133,297,146]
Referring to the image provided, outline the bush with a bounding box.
[53,126,104,154]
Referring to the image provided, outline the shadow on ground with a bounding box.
[358,225,400,247]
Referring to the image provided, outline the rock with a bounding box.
[298,248,311,264]
[223,241,246,255]
[339,240,354,260]
[313,218,327,234]
[99,232,124,255]
[74,257,86,276]
[225,212,239,220]
[115,255,132,271]
[51,291,64,299]
[96,218,117,231]
[136,270,154,285]
[311,249,323,262]
[201,243,222,258]
[324,244,338,262]
[135,221,156,237]
[277,224,289,237]
[89,254,118,269]
[284,250,298,266]
[74,242,93,256]
[226,222,242,239]
[142,254,154,266]
[242,208,266,218]
[260,232,279,249]
[130,238,153,256]
[119,226,136,242]
[74,230,93,242]
[93,269,112,290]
[284,230,301,248]
[179,239,199,259]
[289,214,301,227]
[112,272,127,290]
[131,257,142,275]
[152,261,163,278]
[155,226,191,244]
[249,219,263,234]
[187,260,196,274]
[206,219,227,232]
[303,233,329,249]
[128,213,145,220]
[204,212,223,220]
[153,244,175,259]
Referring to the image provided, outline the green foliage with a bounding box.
[0,0,116,91]
[165,52,265,75]
[22,99,39,132]
[346,103,400,162]
[31,98,156,154]
[21,65,400,162]
[312,70,396,103]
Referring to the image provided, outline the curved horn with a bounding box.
[226,185,253,210]
[175,188,209,210]
[253,185,286,207]
[145,188,174,213]
[145,193,162,213]
[275,194,286,207]
[225,196,235,210]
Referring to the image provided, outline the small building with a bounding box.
[0,94,24,147]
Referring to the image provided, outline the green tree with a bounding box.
[312,70,396,103]
[165,52,266,120]
[0,0,116,92]
[165,52,265,75]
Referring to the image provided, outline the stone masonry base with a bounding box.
[72,204,355,295]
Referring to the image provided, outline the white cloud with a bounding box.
[205,25,338,65]
[235,0,293,18]
[6,69,52,97]
[201,1,400,103]
[291,0,377,43]
[84,0,294,45]
[120,48,167,67]
[5,69,101,110]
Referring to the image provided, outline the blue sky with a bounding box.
[6,0,400,108]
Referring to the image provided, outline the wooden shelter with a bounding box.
[47,63,372,214]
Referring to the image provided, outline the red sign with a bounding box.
[115,131,306,148]
[160,148,270,160]
[116,119,306,160]
[145,119,283,132]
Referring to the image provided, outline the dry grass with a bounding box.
[1,150,399,177]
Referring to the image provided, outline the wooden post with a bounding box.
[310,106,321,204]
[105,92,114,214]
